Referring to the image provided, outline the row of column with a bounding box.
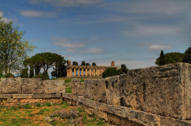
[67,68,105,77]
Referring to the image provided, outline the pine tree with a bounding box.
[183,47,191,64]
[159,50,165,65]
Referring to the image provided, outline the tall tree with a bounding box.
[0,18,34,74]
[121,64,128,73]
[24,52,66,78]
[183,47,191,64]
[158,50,165,66]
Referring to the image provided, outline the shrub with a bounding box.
[35,73,49,80]
[65,79,71,83]
[102,68,121,78]
[4,73,15,78]
[23,104,32,109]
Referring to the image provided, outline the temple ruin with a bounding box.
[66,61,116,77]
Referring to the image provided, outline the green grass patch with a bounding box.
[77,107,85,113]
[65,87,72,93]
[37,108,50,114]
[65,79,72,83]
[61,101,69,108]
[22,104,32,109]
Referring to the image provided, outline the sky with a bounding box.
[0,0,191,69]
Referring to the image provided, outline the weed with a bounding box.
[77,107,85,113]
[38,108,49,114]
[22,104,32,109]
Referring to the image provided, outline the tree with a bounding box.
[24,52,66,78]
[51,60,67,78]
[155,52,184,65]
[102,68,121,78]
[73,61,78,66]
[0,18,34,74]
[92,62,96,66]
[183,47,191,64]
[81,61,86,66]
[156,50,165,66]
[121,64,128,73]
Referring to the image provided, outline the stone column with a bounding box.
[77,68,80,77]
[93,69,96,76]
[85,68,88,77]
[67,68,72,77]
[81,68,83,76]
[73,68,76,77]
[96,68,99,76]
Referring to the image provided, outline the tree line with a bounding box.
[156,47,191,66]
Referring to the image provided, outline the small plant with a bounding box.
[82,115,87,123]
[10,106,18,111]
[80,78,84,82]
[23,104,32,109]
[61,101,69,108]
[36,103,41,107]
[45,103,52,107]
[65,87,72,93]
[38,108,49,114]
[77,107,85,113]
[97,121,105,126]
[65,79,71,83]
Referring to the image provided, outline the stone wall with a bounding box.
[82,63,191,120]
[0,78,66,94]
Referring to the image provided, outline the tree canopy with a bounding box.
[0,18,34,75]
[102,64,128,78]
[155,51,184,66]
[183,47,191,64]
[23,52,66,79]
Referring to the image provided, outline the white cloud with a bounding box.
[123,24,180,36]
[0,11,10,22]
[30,0,101,7]
[20,10,57,18]
[81,48,104,54]
[149,44,171,50]
[101,0,190,15]
[54,38,84,49]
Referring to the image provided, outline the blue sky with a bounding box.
[0,0,191,69]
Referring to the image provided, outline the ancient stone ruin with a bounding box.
[66,60,116,77]
[0,63,191,126]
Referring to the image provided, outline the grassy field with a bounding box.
[0,102,109,126]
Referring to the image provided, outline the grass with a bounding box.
[0,102,109,126]
[65,87,72,93]
[65,79,72,83]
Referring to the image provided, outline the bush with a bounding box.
[102,68,121,78]
[4,73,15,78]
[20,68,28,78]
[23,104,32,109]
[65,79,71,83]
[35,73,49,80]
